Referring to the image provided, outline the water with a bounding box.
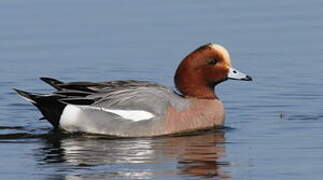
[1,0,323,179]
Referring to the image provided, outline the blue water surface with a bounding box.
[1,0,323,179]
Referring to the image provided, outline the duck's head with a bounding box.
[174,43,252,99]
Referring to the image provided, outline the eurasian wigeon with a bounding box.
[14,43,252,137]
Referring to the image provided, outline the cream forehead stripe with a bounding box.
[209,44,231,65]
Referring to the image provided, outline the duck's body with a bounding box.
[15,43,251,137]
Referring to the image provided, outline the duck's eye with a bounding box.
[208,59,218,65]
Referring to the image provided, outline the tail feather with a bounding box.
[40,77,63,90]
[13,88,66,129]
[13,88,38,104]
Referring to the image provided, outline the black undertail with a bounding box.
[13,88,66,129]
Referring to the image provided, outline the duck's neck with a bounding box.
[176,82,217,99]
[179,87,218,99]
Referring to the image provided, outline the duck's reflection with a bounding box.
[166,132,230,178]
[37,130,230,179]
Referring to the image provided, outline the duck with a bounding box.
[14,43,252,137]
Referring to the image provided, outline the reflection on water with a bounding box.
[34,130,229,179]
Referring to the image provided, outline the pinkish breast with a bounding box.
[164,98,225,134]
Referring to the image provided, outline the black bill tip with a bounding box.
[242,75,252,81]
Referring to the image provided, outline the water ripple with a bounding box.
[288,114,323,121]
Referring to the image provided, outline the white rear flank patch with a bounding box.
[60,105,83,132]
